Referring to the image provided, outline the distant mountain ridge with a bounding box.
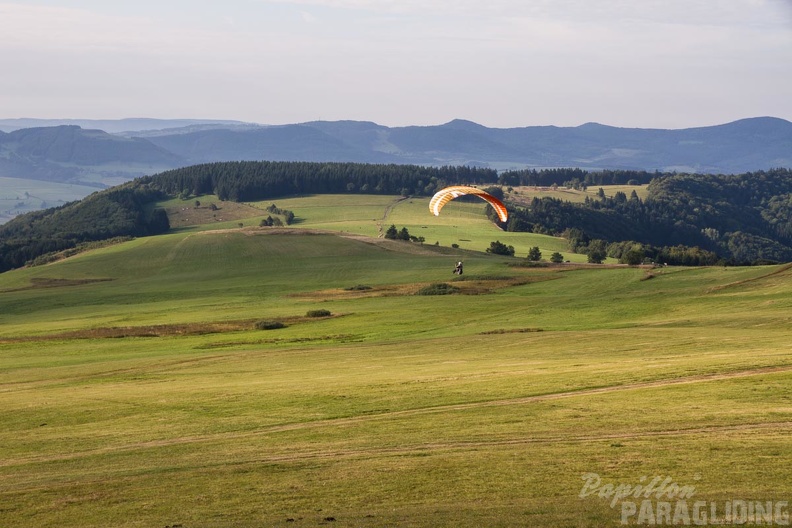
[0,117,790,188]
[124,116,792,174]
[0,125,184,186]
[0,118,248,134]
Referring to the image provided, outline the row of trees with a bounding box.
[264,204,295,225]
[490,243,565,264]
[498,168,659,188]
[385,225,425,244]
[146,161,499,202]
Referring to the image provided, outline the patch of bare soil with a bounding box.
[0,277,114,293]
[193,226,348,237]
[338,233,446,256]
[0,314,344,343]
[289,276,556,301]
[165,201,265,228]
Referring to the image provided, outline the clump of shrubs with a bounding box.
[416,283,460,295]
[306,309,332,318]
[345,285,372,291]
[255,320,286,330]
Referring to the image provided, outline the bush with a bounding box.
[306,309,332,318]
[486,240,515,256]
[345,284,372,291]
[416,283,460,295]
[255,320,286,330]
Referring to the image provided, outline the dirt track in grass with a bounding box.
[3,364,790,470]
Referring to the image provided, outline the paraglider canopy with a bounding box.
[429,185,508,223]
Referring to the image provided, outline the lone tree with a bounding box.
[527,246,542,261]
[588,249,606,264]
[385,224,399,239]
[621,248,645,265]
[550,251,564,263]
[486,240,515,256]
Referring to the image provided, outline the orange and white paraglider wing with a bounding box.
[429,185,508,223]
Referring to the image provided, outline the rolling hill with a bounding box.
[3,160,792,274]
[1,212,791,527]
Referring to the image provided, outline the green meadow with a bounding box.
[0,195,790,527]
[253,193,579,260]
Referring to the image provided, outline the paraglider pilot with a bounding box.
[453,261,463,275]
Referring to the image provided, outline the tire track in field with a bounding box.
[225,420,792,466]
[376,196,408,237]
[707,262,792,292]
[2,364,791,470]
[249,364,792,435]
[162,232,195,264]
[0,353,233,393]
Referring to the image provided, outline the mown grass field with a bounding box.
[505,184,650,208]
[0,195,790,527]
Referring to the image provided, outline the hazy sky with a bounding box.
[2,0,792,128]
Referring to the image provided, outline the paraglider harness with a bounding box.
[453,261,463,275]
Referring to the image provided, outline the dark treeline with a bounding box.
[145,161,499,202]
[506,168,792,265]
[498,168,658,188]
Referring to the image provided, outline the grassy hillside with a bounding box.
[0,210,790,526]
[255,194,576,258]
[160,193,583,261]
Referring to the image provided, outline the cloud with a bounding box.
[0,0,789,126]
[1,3,154,52]
[299,9,319,24]
[256,0,792,27]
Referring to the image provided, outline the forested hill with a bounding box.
[1,161,791,273]
[505,168,792,265]
[0,162,495,272]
